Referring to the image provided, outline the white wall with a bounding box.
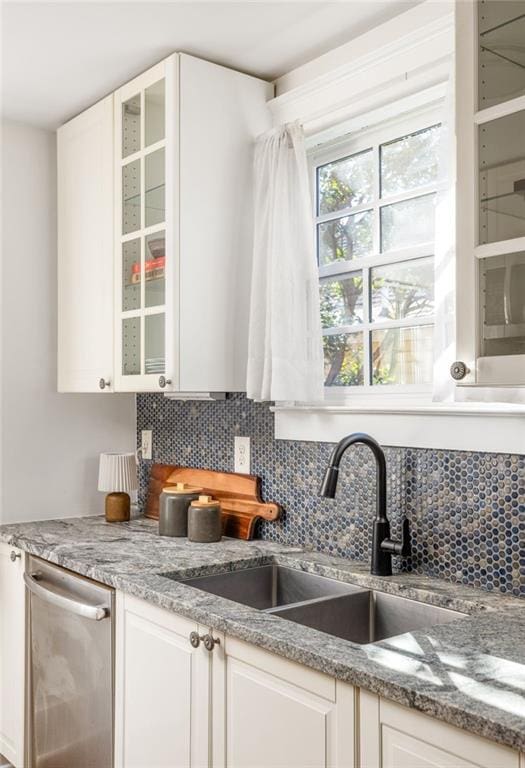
[1,120,135,524]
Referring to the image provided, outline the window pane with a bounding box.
[318,211,372,265]
[318,150,373,215]
[380,125,440,197]
[479,110,525,245]
[380,194,435,252]
[323,332,364,386]
[371,325,433,385]
[320,273,363,328]
[371,257,434,321]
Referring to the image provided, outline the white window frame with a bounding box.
[270,2,525,452]
[310,106,441,405]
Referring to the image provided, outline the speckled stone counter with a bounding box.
[2,516,524,751]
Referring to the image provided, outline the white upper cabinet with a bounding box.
[113,53,272,393]
[455,0,525,390]
[58,53,271,394]
[57,94,114,392]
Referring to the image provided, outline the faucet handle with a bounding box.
[381,518,411,558]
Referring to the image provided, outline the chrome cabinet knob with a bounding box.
[10,551,21,562]
[203,633,220,652]
[450,361,469,381]
[189,631,204,648]
[158,376,172,389]
[99,378,111,390]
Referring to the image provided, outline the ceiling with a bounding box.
[2,1,420,129]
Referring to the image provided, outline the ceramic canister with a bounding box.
[187,495,222,543]
[159,483,203,537]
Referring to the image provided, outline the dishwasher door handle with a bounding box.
[24,572,109,621]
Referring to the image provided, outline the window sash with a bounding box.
[310,107,441,392]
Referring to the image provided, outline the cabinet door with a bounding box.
[0,544,25,767]
[114,57,177,393]
[455,0,525,392]
[57,95,114,392]
[360,691,519,768]
[115,593,210,768]
[212,634,356,768]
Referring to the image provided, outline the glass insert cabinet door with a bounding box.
[456,0,525,388]
[115,59,175,391]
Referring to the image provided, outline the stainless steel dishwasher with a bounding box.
[24,556,114,768]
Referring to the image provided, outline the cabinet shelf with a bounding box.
[478,10,525,110]
[479,14,525,73]
[480,189,525,224]
[480,12,525,40]
[126,272,165,288]
[124,183,166,210]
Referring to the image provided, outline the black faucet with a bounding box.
[319,432,410,576]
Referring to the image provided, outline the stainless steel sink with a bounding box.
[172,564,467,645]
[272,589,466,644]
[179,564,362,609]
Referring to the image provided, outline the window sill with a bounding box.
[272,399,525,454]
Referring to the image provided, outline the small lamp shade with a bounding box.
[98,453,138,493]
[98,453,137,522]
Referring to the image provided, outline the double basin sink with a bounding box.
[176,564,466,645]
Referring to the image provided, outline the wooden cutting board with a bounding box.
[145,464,281,540]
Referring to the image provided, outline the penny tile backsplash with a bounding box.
[137,394,524,596]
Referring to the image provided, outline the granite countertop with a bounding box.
[2,516,525,751]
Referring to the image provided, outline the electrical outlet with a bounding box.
[141,430,153,460]
[234,436,251,474]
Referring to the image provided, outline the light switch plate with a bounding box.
[141,430,152,460]
[234,436,251,474]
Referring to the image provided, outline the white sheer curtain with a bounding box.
[246,122,325,403]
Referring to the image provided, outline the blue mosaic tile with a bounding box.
[137,393,525,597]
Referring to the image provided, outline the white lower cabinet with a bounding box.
[115,593,211,768]
[115,593,524,768]
[115,594,355,768]
[211,634,356,768]
[0,543,26,767]
[360,690,520,768]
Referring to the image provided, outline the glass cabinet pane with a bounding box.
[122,239,141,312]
[480,251,525,356]
[122,94,141,158]
[145,231,166,308]
[145,80,165,147]
[479,110,525,244]
[145,148,165,228]
[122,160,141,235]
[372,325,433,385]
[478,0,525,110]
[122,317,141,375]
[145,313,165,374]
